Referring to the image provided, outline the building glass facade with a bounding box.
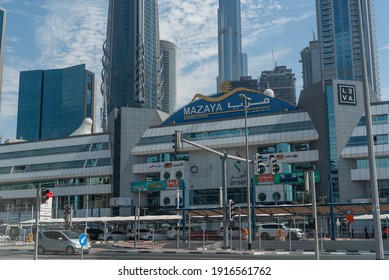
[316,0,380,98]
[104,0,161,115]
[218,0,247,84]
[17,64,96,141]
[160,40,177,115]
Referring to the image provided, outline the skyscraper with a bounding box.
[300,40,321,89]
[0,7,6,117]
[218,0,247,86]
[101,0,162,129]
[17,64,96,141]
[160,40,177,115]
[259,66,296,105]
[316,0,380,98]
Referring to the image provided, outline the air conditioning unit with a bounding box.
[255,185,285,203]
[160,190,182,206]
[161,170,184,180]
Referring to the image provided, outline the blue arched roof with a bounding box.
[162,88,297,126]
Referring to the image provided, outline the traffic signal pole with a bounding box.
[174,131,254,249]
[34,186,41,260]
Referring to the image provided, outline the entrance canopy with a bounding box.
[175,202,389,219]
[19,215,182,225]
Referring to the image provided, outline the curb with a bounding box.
[110,244,383,256]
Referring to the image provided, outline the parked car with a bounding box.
[87,229,104,241]
[256,223,304,240]
[166,227,194,240]
[37,230,91,255]
[218,227,248,240]
[127,229,149,240]
[256,223,287,240]
[0,233,11,242]
[285,227,305,240]
[98,230,127,241]
[139,230,167,241]
[383,226,389,239]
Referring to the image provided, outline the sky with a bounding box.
[0,0,388,142]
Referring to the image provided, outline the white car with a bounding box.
[0,233,11,242]
[285,227,305,240]
[140,230,167,241]
[166,227,193,240]
[127,229,149,240]
[256,223,288,240]
[98,231,127,241]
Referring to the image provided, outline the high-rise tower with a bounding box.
[17,64,96,141]
[160,40,177,115]
[217,0,247,87]
[259,66,296,105]
[300,40,321,89]
[316,0,380,98]
[101,0,162,130]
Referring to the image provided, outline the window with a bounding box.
[358,114,388,126]
[85,159,97,168]
[374,135,388,145]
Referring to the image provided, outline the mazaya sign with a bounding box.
[163,88,297,125]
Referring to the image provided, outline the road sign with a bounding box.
[79,233,88,247]
[40,195,53,222]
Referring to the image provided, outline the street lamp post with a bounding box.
[240,93,252,250]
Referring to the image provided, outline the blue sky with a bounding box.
[0,0,388,141]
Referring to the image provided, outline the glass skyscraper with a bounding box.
[102,0,161,123]
[0,7,6,117]
[17,64,96,141]
[218,0,247,86]
[160,40,177,115]
[316,0,380,98]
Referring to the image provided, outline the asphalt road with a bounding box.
[0,242,386,260]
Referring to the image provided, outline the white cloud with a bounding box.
[36,0,107,72]
[0,0,317,139]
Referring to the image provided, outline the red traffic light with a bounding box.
[42,189,53,204]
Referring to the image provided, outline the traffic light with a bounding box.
[269,155,279,174]
[65,204,72,215]
[64,204,72,223]
[172,130,182,153]
[228,199,236,221]
[254,153,265,173]
[41,189,52,204]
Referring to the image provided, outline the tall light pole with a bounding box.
[240,93,252,250]
[356,0,383,260]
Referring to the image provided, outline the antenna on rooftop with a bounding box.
[311,29,316,40]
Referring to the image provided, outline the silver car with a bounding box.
[38,230,91,255]
[0,233,11,242]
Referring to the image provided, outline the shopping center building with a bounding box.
[1,79,389,229]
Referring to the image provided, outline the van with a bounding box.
[38,230,91,255]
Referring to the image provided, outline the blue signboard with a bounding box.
[163,88,297,125]
[79,233,88,247]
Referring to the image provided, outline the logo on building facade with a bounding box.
[338,84,356,105]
